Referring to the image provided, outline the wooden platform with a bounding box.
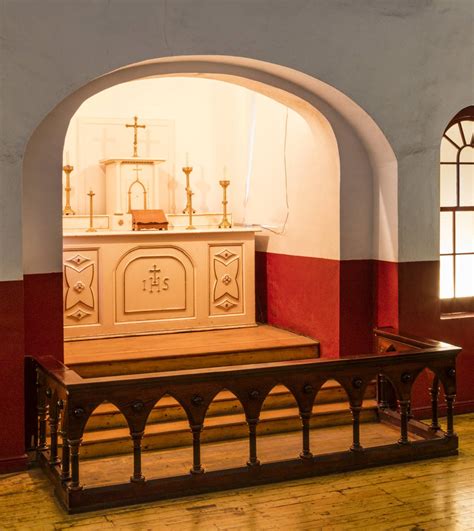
[64,325,319,377]
[61,325,330,458]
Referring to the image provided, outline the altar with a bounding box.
[62,113,260,340]
[63,227,257,339]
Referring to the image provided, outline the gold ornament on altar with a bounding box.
[186,185,196,230]
[125,116,146,158]
[63,164,75,215]
[182,166,196,215]
[218,180,232,229]
[86,189,97,232]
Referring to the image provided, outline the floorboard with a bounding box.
[2,414,473,529]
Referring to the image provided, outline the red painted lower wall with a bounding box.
[256,252,399,358]
[24,273,64,361]
[0,258,472,473]
[256,253,473,415]
[398,261,474,416]
[0,280,27,473]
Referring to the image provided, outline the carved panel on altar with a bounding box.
[115,247,194,323]
[63,250,99,326]
[209,245,244,315]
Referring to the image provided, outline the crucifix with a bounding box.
[125,116,146,158]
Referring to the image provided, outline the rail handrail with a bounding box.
[31,328,461,513]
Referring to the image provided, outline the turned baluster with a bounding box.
[445,394,456,437]
[36,378,48,451]
[48,400,61,466]
[299,411,313,460]
[130,431,145,482]
[429,375,440,431]
[60,418,70,481]
[350,406,363,451]
[68,438,83,490]
[398,400,410,445]
[377,374,389,409]
[247,418,260,466]
[190,425,204,474]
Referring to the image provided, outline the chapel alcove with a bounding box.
[60,74,339,342]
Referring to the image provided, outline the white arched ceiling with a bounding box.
[22,55,397,275]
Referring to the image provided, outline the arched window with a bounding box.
[440,105,474,313]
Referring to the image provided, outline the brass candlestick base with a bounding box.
[86,189,97,232]
[63,165,75,215]
[218,180,231,229]
[182,166,196,214]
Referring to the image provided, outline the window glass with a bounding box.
[461,121,474,145]
[460,163,474,206]
[440,165,457,206]
[440,255,454,298]
[455,255,474,297]
[459,146,474,163]
[440,137,458,162]
[440,212,453,254]
[455,211,474,253]
[445,124,464,147]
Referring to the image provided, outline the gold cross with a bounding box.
[125,116,146,157]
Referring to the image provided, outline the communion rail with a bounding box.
[30,329,460,513]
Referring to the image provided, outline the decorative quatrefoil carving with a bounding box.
[65,264,95,310]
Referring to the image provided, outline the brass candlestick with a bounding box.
[63,165,75,215]
[182,166,196,214]
[186,186,196,230]
[86,189,97,232]
[218,180,231,229]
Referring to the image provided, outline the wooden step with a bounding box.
[64,325,319,378]
[84,380,375,432]
[79,399,379,459]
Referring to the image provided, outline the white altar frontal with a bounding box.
[63,228,258,339]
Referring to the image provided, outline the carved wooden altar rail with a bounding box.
[30,329,460,513]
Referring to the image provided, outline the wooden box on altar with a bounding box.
[131,209,168,230]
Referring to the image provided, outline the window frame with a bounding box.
[440,106,474,314]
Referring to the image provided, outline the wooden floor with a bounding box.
[2,414,474,530]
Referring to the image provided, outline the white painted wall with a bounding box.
[1,1,470,280]
[63,76,340,259]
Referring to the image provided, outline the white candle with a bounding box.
[65,150,70,165]
[223,165,227,178]
[186,152,189,166]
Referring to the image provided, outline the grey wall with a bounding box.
[1,0,472,278]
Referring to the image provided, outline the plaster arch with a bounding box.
[22,55,397,276]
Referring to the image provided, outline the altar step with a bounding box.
[79,381,378,459]
[64,325,376,460]
[64,325,319,378]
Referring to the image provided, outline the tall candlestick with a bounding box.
[86,189,97,232]
[218,180,231,229]
[186,186,196,230]
[63,165,75,215]
[182,166,196,215]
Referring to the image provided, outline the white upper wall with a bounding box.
[1,1,471,279]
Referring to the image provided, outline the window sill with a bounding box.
[441,312,474,320]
